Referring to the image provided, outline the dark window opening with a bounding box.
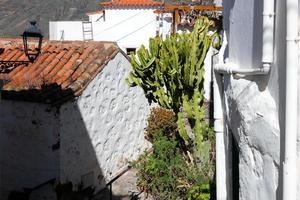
[126,48,136,55]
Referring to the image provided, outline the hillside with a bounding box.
[0,0,215,38]
[0,0,101,38]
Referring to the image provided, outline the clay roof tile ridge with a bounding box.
[0,40,120,104]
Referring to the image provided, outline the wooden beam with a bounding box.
[173,9,180,34]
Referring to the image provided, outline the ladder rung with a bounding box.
[82,21,93,41]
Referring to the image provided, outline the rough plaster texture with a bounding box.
[223,77,280,200]
[59,52,151,191]
[222,0,286,199]
[0,100,59,199]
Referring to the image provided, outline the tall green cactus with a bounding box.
[127,16,219,162]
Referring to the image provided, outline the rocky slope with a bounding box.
[0,0,101,38]
[0,0,215,38]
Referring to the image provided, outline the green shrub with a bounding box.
[133,134,210,200]
[188,183,211,200]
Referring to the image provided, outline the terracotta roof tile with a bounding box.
[9,65,24,77]
[11,51,24,61]
[71,50,98,80]
[101,0,163,8]
[5,50,19,61]
[86,10,104,16]
[0,39,120,104]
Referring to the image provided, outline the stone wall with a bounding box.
[59,52,151,191]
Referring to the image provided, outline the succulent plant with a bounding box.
[127,16,219,161]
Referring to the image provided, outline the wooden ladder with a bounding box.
[82,21,94,41]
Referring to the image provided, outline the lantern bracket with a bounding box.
[0,21,43,73]
[0,61,30,73]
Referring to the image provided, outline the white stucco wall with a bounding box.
[59,52,151,191]
[49,9,173,52]
[0,52,151,197]
[0,100,59,199]
[92,9,158,50]
[49,21,84,41]
[222,0,286,199]
[214,0,223,6]
[204,47,214,101]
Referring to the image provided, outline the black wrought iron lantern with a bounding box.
[21,21,43,62]
[0,21,43,73]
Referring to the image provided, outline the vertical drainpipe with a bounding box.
[214,32,228,200]
[262,0,275,66]
[283,0,298,199]
[214,70,227,200]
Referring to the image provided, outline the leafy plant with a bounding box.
[188,183,211,200]
[133,134,209,200]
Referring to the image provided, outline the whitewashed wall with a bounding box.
[49,21,84,41]
[214,0,222,6]
[0,53,151,197]
[92,9,158,50]
[49,9,173,52]
[204,47,214,101]
[0,100,59,199]
[59,52,151,191]
[222,0,287,199]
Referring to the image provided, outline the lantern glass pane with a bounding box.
[27,36,41,52]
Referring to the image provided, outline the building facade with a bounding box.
[49,0,222,54]
[216,0,299,199]
[0,39,150,199]
[49,0,173,54]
